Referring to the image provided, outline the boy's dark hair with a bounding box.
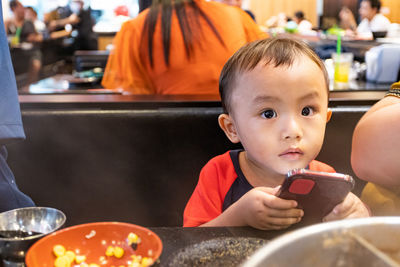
[363,0,381,12]
[9,0,19,10]
[219,37,329,114]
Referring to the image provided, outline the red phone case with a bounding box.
[278,169,355,225]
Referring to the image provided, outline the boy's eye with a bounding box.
[262,109,277,119]
[301,106,314,116]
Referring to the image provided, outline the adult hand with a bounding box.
[68,14,80,25]
[48,20,58,32]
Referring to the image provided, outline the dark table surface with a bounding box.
[148,226,291,266]
[17,73,393,110]
[306,38,381,62]
[18,89,387,110]
[20,74,118,95]
[330,80,391,91]
[23,75,391,94]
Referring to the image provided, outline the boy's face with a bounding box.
[219,55,330,178]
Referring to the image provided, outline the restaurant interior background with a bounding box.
[1,1,400,264]
[2,0,140,32]
[2,0,400,91]
[3,0,400,30]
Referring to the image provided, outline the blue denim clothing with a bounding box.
[0,4,34,211]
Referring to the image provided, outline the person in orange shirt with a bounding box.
[102,0,267,95]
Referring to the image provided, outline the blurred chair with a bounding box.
[365,44,400,83]
[73,50,109,72]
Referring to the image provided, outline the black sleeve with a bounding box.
[20,20,37,42]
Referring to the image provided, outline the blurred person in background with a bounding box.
[265,13,290,29]
[25,6,46,33]
[45,0,97,50]
[5,0,43,84]
[0,3,35,212]
[339,0,390,39]
[102,0,266,95]
[293,11,312,34]
[339,6,357,32]
[5,1,43,44]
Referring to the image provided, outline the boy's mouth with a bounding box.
[279,148,304,160]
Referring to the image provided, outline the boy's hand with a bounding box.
[235,187,304,230]
[322,192,370,222]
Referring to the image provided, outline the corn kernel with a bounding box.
[130,262,140,267]
[54,255,71,267]
[65,251,75,263]
[53,244,66,257]
[127,233,139,245]
[141,257,154,267]
[131,255,142,262]
[99,256,106,263]
[88,264,100,267]
[80,263,89,267]
[114,246,124,258]
[75,255,86,264]
[105,246,114,257]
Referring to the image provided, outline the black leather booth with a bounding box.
[6,106,369,227]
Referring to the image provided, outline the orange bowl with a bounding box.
[25,222,162,266]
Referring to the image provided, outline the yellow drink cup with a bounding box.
[334,62,351,83]
[332,53,353,89]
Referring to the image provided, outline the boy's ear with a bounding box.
[326,108,332,122]
[218,114,240,143]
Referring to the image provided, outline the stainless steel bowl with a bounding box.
[0,207,66,265]
[243,217,400,267]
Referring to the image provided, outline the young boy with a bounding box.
[183,37,370,230]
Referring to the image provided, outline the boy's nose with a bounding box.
[282,117,303,140]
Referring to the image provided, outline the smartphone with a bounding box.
[278,168,355,224]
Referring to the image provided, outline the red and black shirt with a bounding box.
[183,149,335,227]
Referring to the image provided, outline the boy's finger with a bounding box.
[263,216,302,227]
[262,194,298,209]
[325,194,355,220]
[272,185,281,195]
[255,186,279,195]
[323,206,349,221]
[266,207,304,219]
[322,211,337,222]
